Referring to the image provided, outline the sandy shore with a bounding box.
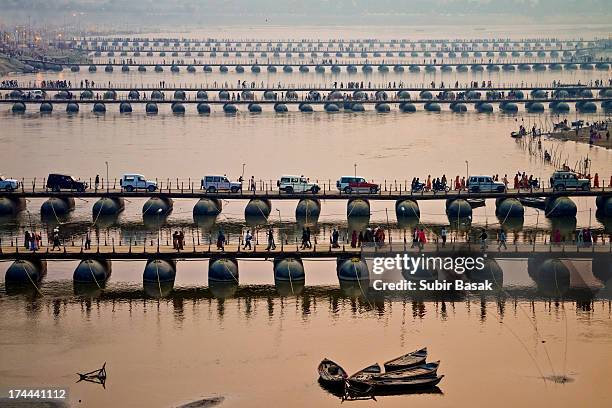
[546,127,612,149]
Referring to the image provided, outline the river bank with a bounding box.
[546,126,611,149]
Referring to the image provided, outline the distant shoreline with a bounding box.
[546,127,611,149]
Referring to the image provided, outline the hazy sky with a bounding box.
[2,0,612,27]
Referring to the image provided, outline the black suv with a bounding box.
[46,174,88,192]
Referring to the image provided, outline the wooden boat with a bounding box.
[370,375,444,392]
[317,358,348,387]
[374,361,439,380]
[511,131,523,138]
[347,363,382,385]
[383,348,427,371]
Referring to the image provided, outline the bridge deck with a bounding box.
[3,186,611,200]
[1,242,610,260]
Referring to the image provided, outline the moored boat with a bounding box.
[370,375,444,392]
[383,347,427,371]
[374,361,440,380]
[317,358,348,388]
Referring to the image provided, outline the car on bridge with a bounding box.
[336,176,379,194]
[0,175,20,192]
[201,175,242,193]
[550,170,590,191]
[277,175,320,193]
[466,175,505,193]
[120,174,158,192]
[46,173,88,192]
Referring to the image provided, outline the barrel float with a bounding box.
[209,258,239,283]
[592,256,612,287]
[93,197,124,217]
[347,198,370,218]
[400,103,416,112]
[70,65,80,72]
[473,65,484,71]
[595,63,609,70]
[487,65,500,71]
[466,259,503,288]
[245,198,271,218]
[351,103,365,112]
[248,103,262,113]
[534,64,546,71]
[362,65,373,73]
[88,65,97,72]
[104,65,113,72]
[576,101,596,113]
[425,65,436,72]
[203,65,212,72]
[441,65,452,72]
[456,65,468,72]
[274,103,288,113]
[296,198,321,222]
[331,65,341,73]
[274,258,305,282]
[324,103,340,113]
[119,102,132,113]
[5,260,47,284]
[197,103,211,114]
[0,197,26,216]
[476,103,493,113]
[527,102,544,113]
[235,65,244,73]
[103,90,116,100]
[337,258,369,281]
[194,198,222,218]
[446,199,472,218]
[579,63,593,70]
[143,259,176,297]
[267,65,277,73]
[347,65,357,73]
[502,65,515,71]
[74,259,112,284]
[299,103,313,112]
[396,199,420,220]
[121,65,129,72]
[528,258,570,296]
[143,196,173,216]
[376,103,390,113]
[419,90,433,100]
[553,102,570,113]
[92,103,106,113]
[41,197,75,216]
[219,65,229,73]
[599,89,612,98]
[223,104,237,114]
[39,102,53,113]
[146,103,158,114]
[409,65,421,72]
[196,90,208,100]
[11,102,26,113]
[424,102,441,112]
[595,196,612,217]
[397,90,411,100]
[378,64,389,72]
[137,65,146,72]
[171,102,185,114]
[500,102,518,113]
[495,198,524,218]
[545,197,576,217]
[174,90,186,100]
[450,102,467,113]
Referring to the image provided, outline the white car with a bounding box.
[550,171,590,191]
[201,175,242,193]
[277,175,320,193]
[0,175,19,192]
[467,175,505,193]
[120,174,158,192]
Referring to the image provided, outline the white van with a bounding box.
[467,175,505,193]
[201,175,242,193]
[277,175,320,193]
[120,174,158,192]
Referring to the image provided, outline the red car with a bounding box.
[336,176,379,193]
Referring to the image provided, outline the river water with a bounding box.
[1,24,611,407]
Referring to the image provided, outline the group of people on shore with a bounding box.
[23,230,42,251]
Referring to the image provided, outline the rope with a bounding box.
[86,260,103,290]
[20,264,43,296]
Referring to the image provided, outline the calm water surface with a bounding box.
[1,24,611,407]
